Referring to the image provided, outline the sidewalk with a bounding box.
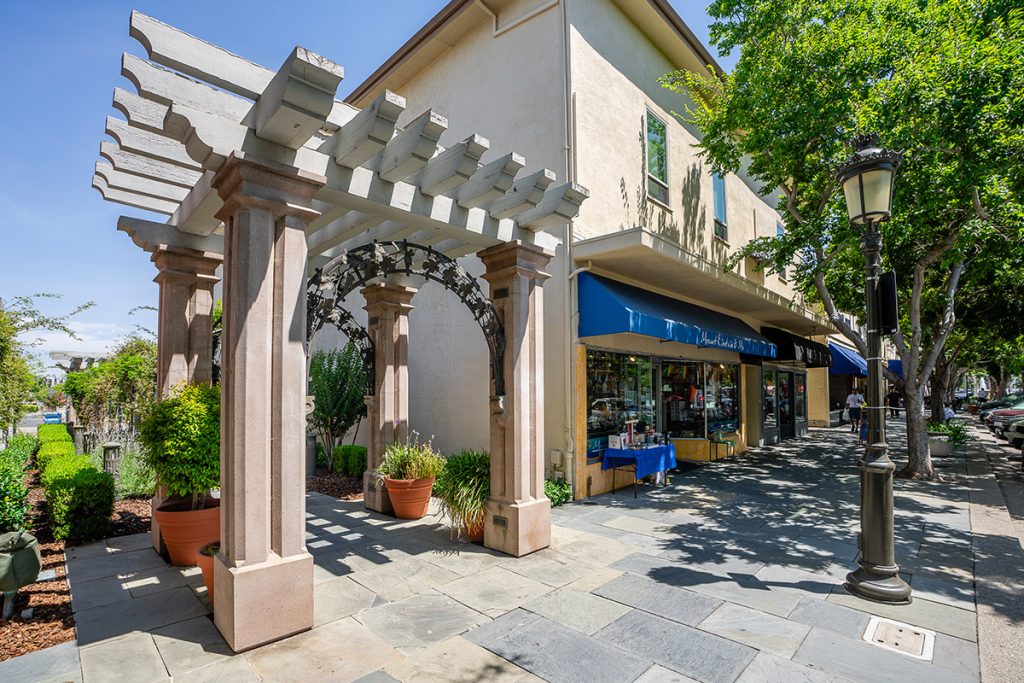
[1,421,1019,682]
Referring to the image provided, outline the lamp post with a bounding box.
[837,134,912,604]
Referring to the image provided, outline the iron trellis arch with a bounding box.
[306,241,506,397]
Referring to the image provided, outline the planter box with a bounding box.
[928,433,955,457]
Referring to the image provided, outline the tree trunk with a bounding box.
[901,388,935,479]
[929,370,945,423]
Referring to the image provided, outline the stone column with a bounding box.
[361,283,416,514]
[211,153,323,652]
[478,241,552,557]
[150,247,222,553]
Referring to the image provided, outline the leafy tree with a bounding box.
[61,335,157,431]
[308,344,367,459]
[662,0,1024,478]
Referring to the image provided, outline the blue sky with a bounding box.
[0,1,731,370]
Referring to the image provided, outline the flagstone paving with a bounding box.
[4,420,1021,682]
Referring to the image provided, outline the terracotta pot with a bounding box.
[382,477,435,519]
[154,500,221,566]
[464,519,485,543]
[195,543,218,605]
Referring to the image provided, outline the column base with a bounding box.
[213,551,314,652]
[484,497,551,557]
[363,471,394,515]
[150,488,168,555]
[845,565,912,605]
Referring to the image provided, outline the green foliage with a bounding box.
[37,424,71,443]
[6,434,38,461]
[62,336,157,430]
[376,437,444,482]
[308,345,367,454]
[315,442,328,469]
[87,438,156,499]
[332,444,367,477]
[927,421,971,446]
[434,450,490,536]
[36,441,76,472]
[139,383,220,508]
[43,456,114,543]
[544,479,573,507]
[0,446,30,533]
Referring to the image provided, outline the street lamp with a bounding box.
[837,134,912,604]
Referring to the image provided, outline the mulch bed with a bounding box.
[0,468,152,662]
[306,468,364,500]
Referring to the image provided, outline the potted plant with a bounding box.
[139,384,221,566]
[196,542,219,604]
[434,450,490,541]
[927,420,970,457]
[375,437,443,519]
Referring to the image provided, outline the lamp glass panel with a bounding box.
[860,169,893,217]
[843,174,865,223]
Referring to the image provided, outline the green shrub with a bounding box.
[37,424,71,444]
[927,420,971,445]
[544,479,573,507]
[36,441,76,471]
[139,383,220,510]
[435,450,490,536]
[316,442,328,469]
[0,455,29,533]
[332,445,368,477]
[87,440,156,499]
[44,457,114,542]
[376,438,443,482]
[6,434,38,462]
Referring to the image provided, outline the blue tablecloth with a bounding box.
[601,444,677,479]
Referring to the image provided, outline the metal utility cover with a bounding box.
[863,616,935,660]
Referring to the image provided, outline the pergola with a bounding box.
[95,11,587,651]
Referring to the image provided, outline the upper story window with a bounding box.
[776,222,787,280]
[712,171,727,240]
[646,110,668,205]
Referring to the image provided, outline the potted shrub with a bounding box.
[375,437,443,519]
[434,450,490,541]
[139,384,221,566]
[196,542,219,604]
[927,421,969,457]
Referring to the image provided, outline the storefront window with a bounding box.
[706,363,740,434]
[763,369,777,428]
[795,374,807,420]
[586,350,654,456]
[661,361,705,438]
[779,372,792,425]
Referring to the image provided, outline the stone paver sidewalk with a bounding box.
[2,420,1018,682]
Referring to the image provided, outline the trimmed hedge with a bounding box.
[0,451,29,533]
[5,434,38,463]
[332,445,368,477]
[37,424,72,444]
[37,441,76,472]
[43,455,114,542]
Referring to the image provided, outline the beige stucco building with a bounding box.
[322,0,837,499]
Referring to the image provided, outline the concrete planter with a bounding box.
[928,433,955,457]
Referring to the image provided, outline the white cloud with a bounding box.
[20,321,139,369]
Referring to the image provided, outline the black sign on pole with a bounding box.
[877,270,899,335]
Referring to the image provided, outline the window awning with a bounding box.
[888,359,903,379]
[577,272,777,358]
[829,342,867,377]
[761,327,832,368]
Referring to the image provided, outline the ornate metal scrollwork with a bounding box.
[306,241,506,396]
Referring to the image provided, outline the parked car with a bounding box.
[42,412,63,424]
[1005,419,1024,449]
[986,403,1024,437]
[979,393,1024,414]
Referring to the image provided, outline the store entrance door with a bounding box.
[779,371,795,440]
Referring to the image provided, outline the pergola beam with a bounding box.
[323,90,405,168]
[95,161,190,203]
[122,52,251,120]
[418,134,489,197]
[378,110,447,183]
[106,116,202,170]
[169,171,222,235]
[488,168,556,219]
[456,152,525,209]
[100,140,203,188]
[118,215,224,255]
[92,176,178,215]
[112,87,170,135]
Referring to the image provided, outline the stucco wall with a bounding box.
[566,0,796,302]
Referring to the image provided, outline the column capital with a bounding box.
[151,246,222,286]
[212,152,325,223]
[362,283,417,312]
[477,240,553,284]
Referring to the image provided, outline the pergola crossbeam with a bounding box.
[92,176,178,215]
[323,90,405,168]
[118,215,224,254]
[106,116,203,170]
[100,141,203,188]
[488,168,556,219]
[112,87,170,135]
[418,134,489,197]
[95,161,190,202]
[378,110,447,183]
[517,182,590,230]
[456,152,525,209]
[122,52,251,121]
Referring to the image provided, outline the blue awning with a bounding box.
[888,359,903,378]
[829,343,868,377]
[577,272,777,357]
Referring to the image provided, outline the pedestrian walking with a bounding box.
[846,388,865,433]
[886,388,901,417]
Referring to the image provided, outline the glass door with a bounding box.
[779,371,795,440]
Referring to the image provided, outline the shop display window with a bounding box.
[795,373,807,420]
[779,372,792,425]
[706,363,740,434]
[763,368,778,428]
[586,350,654,458]
[661,361,706,438]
